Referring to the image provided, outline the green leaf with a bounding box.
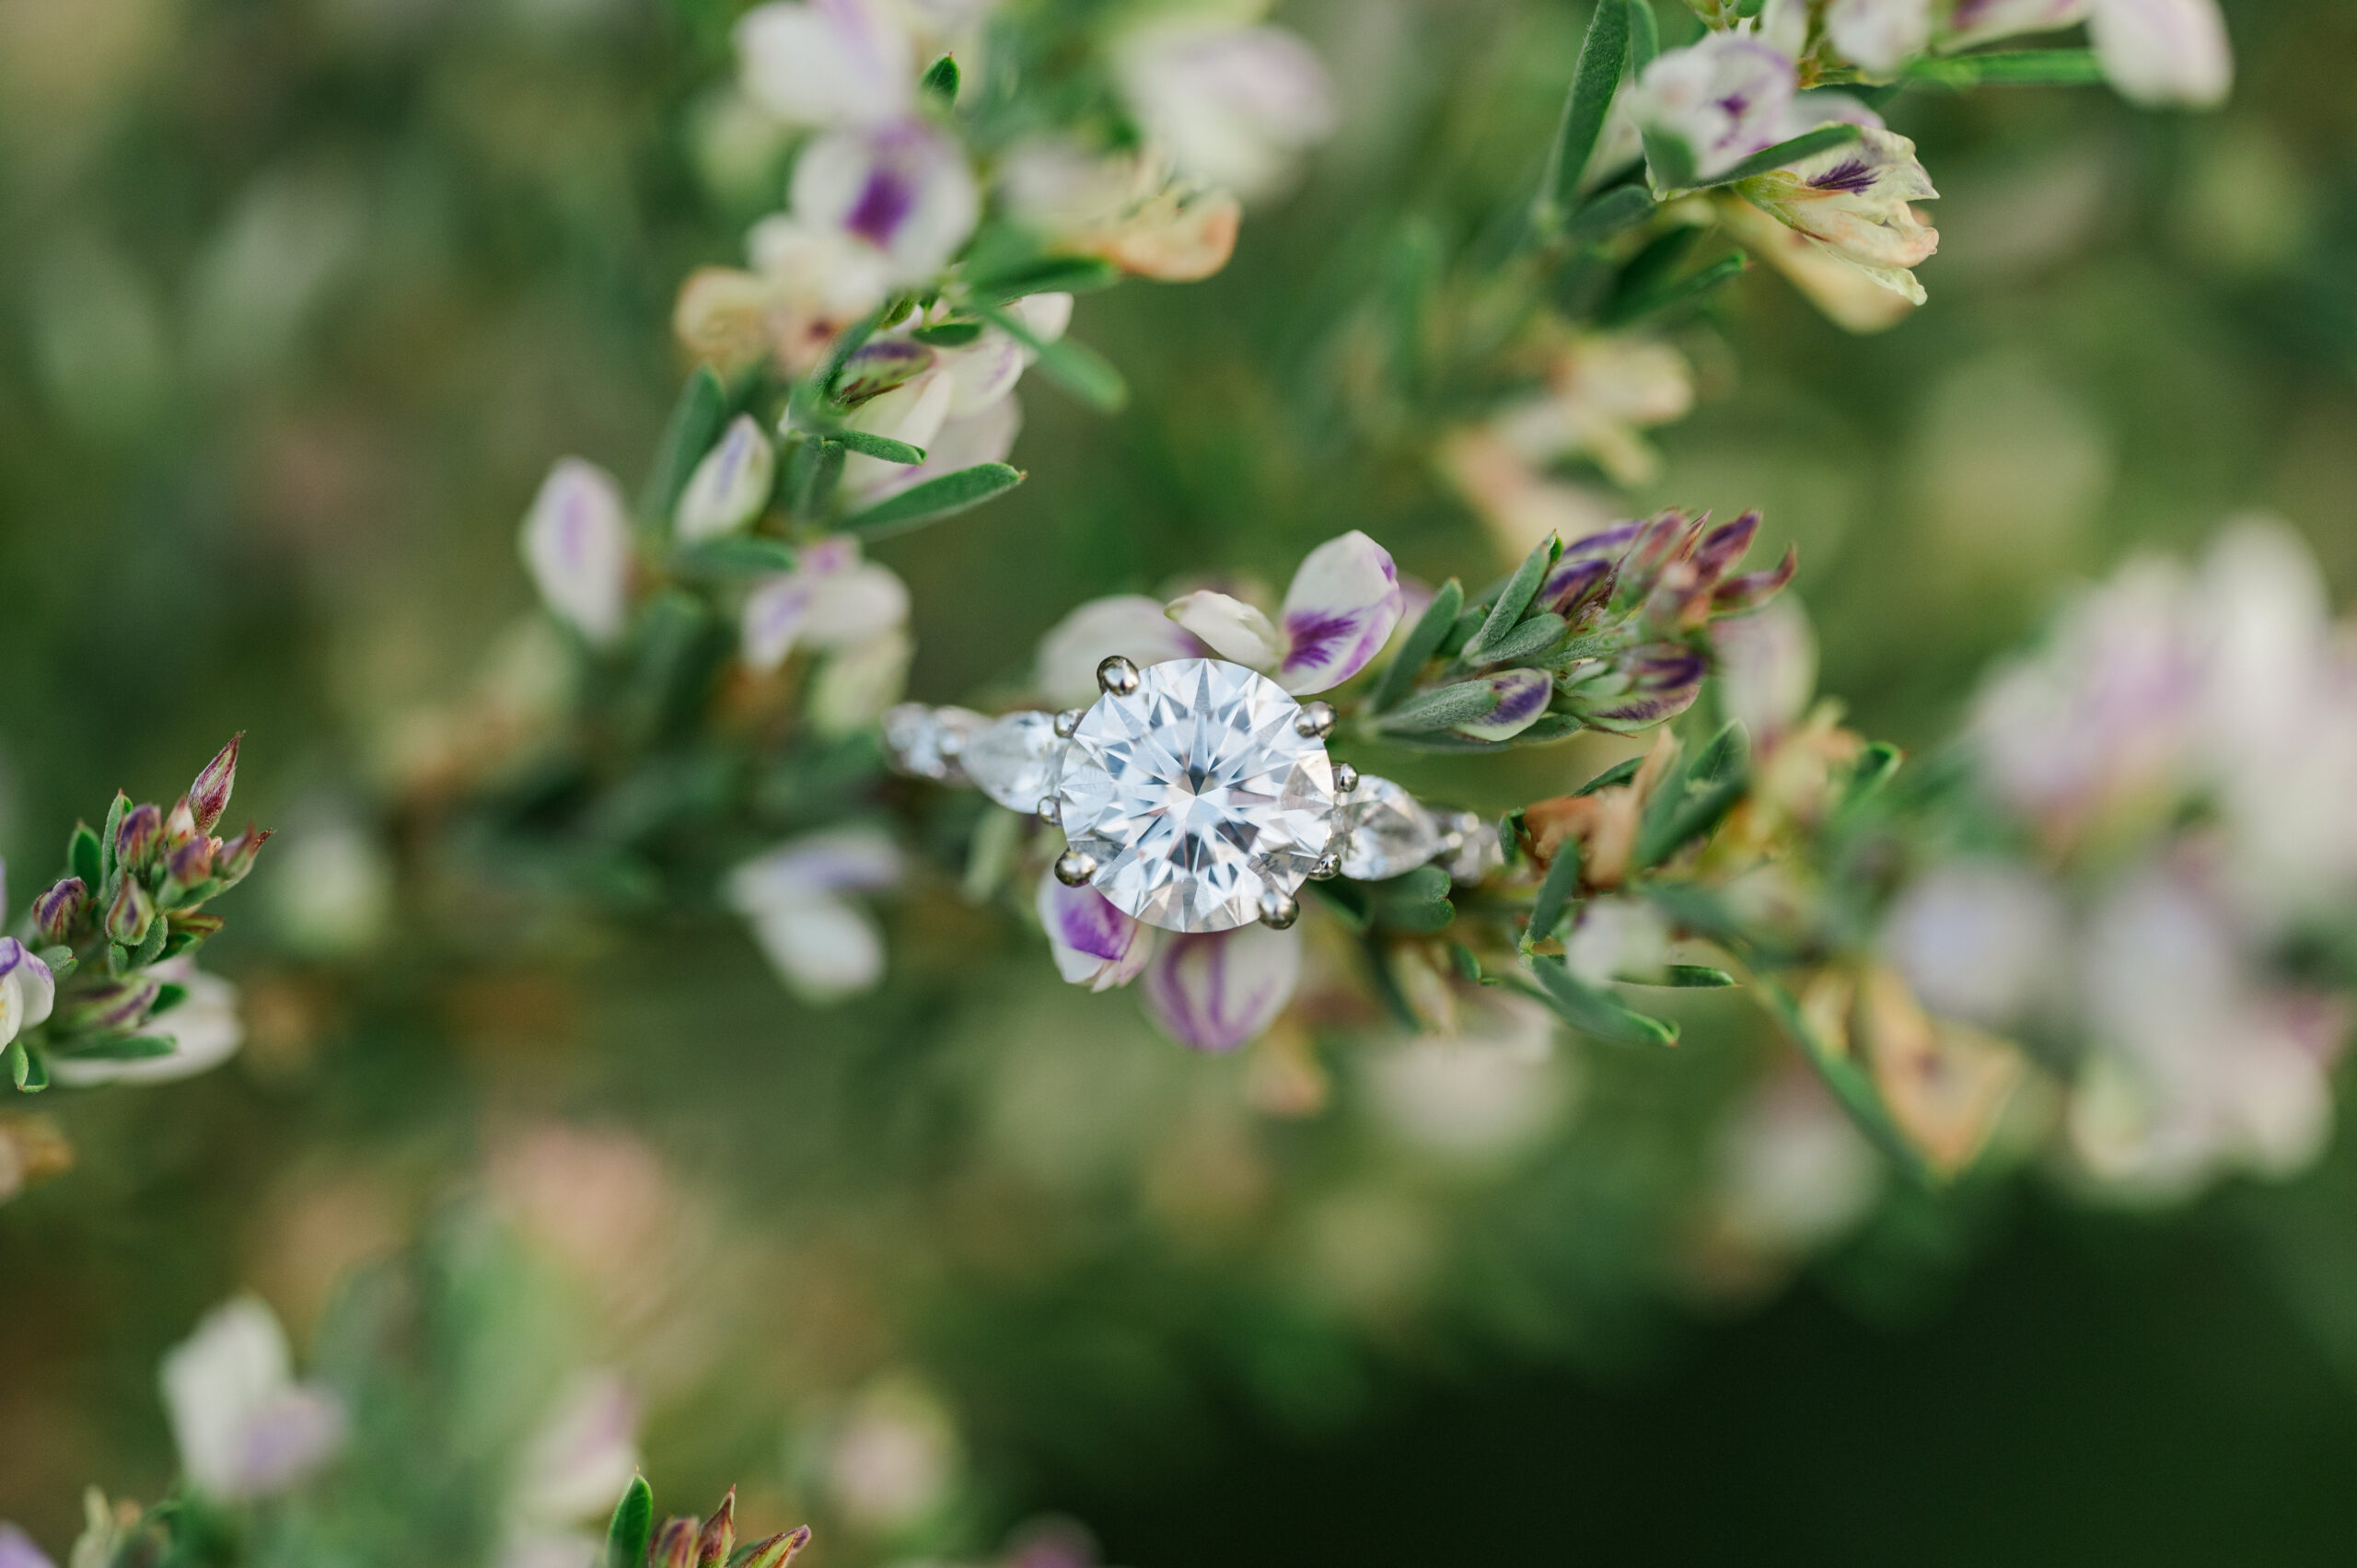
[843,462,1026,538]
[1534,0,1631,232]
[1450,943,1484,983]
[605,1476,655,1568]
[1601,250,1747,326]
[1906,47,2104,87]
[1840,741,1903,813]
[100,793,128,884]
[1710,122,1863,188]
[1307,878,1374,934]
[1628,0,1658,75]
[1527,841,1583,946]
[1511,714,1585,747]
[910,321,983,348]
[1465,535,1559,658]
[1373,679,1503,735]
[134,908,170,968]
[1655,964,1736,988]
[1574,756,1642,796]
[787,436,845,521]
[1634,722,1749,868]
[815,308,883,403]
[1371,577,1463,712]
[6,1040,32,1091]
[13,1044,45,1092]
[1523,956,1678,1046]
[921,52,959,103]
[1371,865,1455,934]
[975,302,1126,412]
[832,428,926,465]
[58,1033,176,1062]
[969,255,1121,301]
[1466,611,1567,668]
[670,536,799,579]
[151,982,189,1016]
[1565,184,1656,244]
[1639,125,1698,192]
[638,366,727,524]
[69,822,102,891]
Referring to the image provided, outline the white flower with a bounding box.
[1162,530,1405,695]
[1945,0,2231,109]
[807,626,913,734]
[736,0,915,128]
[1713,1070,1882,1256]
[1487,333,1694,490]
[161,1296,347,1502]
[1826,0,1933,75]
[0,939,55,1051]
[497,1372,641,1568]
[1629,32,1797,187]
[1112,17,1336,202]
[1139,923,1303,1052]
[49,960,244,1087]
[1034,595,1202,711]
[791,119,980,286]
[1734,123,1939,304]
[740,536,910,675]
[997,138,1242,282]
[1881,861,2067,1029]
[826,1379,958,1530]
[1562,895,1672,987]
[676,218,894,379]
[519,459,633,646]
[725,826,903,1003]
[1712,596,1817,749]
[1714,192,1920,331]
[1035,869,1156,993]
[674,414,775,542]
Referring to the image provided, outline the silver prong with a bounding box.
[1053,708,1084,739]
[1097,655,1141,697]
[1308,851,1341,882]
[1038,797,1062,827]
[1294,701,1337,739]
[1053,849,1097,887]
[1333,761,1360,795]
[1259,889,1301,930]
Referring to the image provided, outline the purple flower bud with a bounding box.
[104,875,155,947]
[33,878,87,946]
[65,974,161,1032]
[1142,925,1304,1052]
[163,795,199,850]
[190,734,242,835]
[1539,557,1616,623]
[833,339,935,405]
[168,836,215,889]
[215,823,273,887]
[115,802,163,872]
[740,1527,813,1568]
[650,1519,698,1568]
[694,1492,736,1568]
[1617,509,1704,600]
[1711,543,1799,614]
[1565,643,1708,733]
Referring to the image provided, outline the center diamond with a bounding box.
[1051,657,1339,933]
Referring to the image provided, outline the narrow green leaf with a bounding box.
[1565,184,1656,244]
[815,306,883,404]
[1840,741,1903,812]
[1523,957,1678,1046]
[100,793,128,884]
[1510,714,1585,747]
[921,52,960,103]
[13,1045,45,1092]
[1450,943,1484,983]
[134,911,169,968]
[832,428,926,465]
[1467,610,1568,668]
[1751,973,1932,1184]
[1527,841,1583,946]
[844,462,1026,538]
[1466,536,1559,658]
[1640,126,1699,192]
[1654,964,1736,988]
[1635,724,1749,868]
[638,366,727,524]
[790,437,845,522]
[57,1033,176,1062]
[969,255,1120,301]
[1574,757,1642,796]
[1906,47,2103,87]
[6,1040,30,1091]
[1371,577,1463,712]
[1709,122,1862,188]
[151,982,189,1016]
[910,321,983,348]
[1372,865,1456,933]
[1627,0,1658,75]
[975,303,1127,412]
[1535,0,1631,231]
[70,822,102,891]
[605,1476,655,1568]
[1373,679,1503,735]
[1602,250,1747,326]
[670,536,800,579]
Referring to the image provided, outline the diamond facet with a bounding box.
[1050,658,1340,933]
[881,703,985,781]
[1337,774,1442,880]
[961,712,1064,812]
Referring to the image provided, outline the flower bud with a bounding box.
[214,823,273,887]
[167,911,225,946]
[740,1527,812,1568]
[693,1492,736,1568]
[168,836,215,890]
[1561,643,1708,733]
[105,876,155,947]
[64,975,160,1032]
[650,1519,699,1568]
[34,878,88,946]
[115,803,163,872]
[164,795,199,851]
[674,416,775,542]
[188,735,242,834]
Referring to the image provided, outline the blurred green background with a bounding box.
[6,0,2357,1560]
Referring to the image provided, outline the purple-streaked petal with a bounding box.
[1275,529,1404,694]
[1690,510,1760,586]
[1141,924,1303,1051]
[674,414,776,542]
[1579,645,1709,733]
[742,574,818,674]
[1454,668,1556,742]
[747,894,887,1003]
[1712,544,1800,613]
[520,459,633,646]
[1561,518,1646,563]
[230,1386,348,1500]
[726,827,904,910]
[1036,595,1204,709]
[1630,34,1798,184]
[1166,589,1284,670]
[834,339,936,405]
[1036,869,1155,992]
[1539,557,1616,622]
[791,120,980,285]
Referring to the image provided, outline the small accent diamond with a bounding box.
[961,712,1064,813]
[1336,775,1442,880]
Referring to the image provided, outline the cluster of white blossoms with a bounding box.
[1886,521,2357,1200]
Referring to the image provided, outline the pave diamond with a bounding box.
[961,712,1063,813]
[1337,775,1442,880]
[1051,657,1340,933]
[881,703,985,781]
